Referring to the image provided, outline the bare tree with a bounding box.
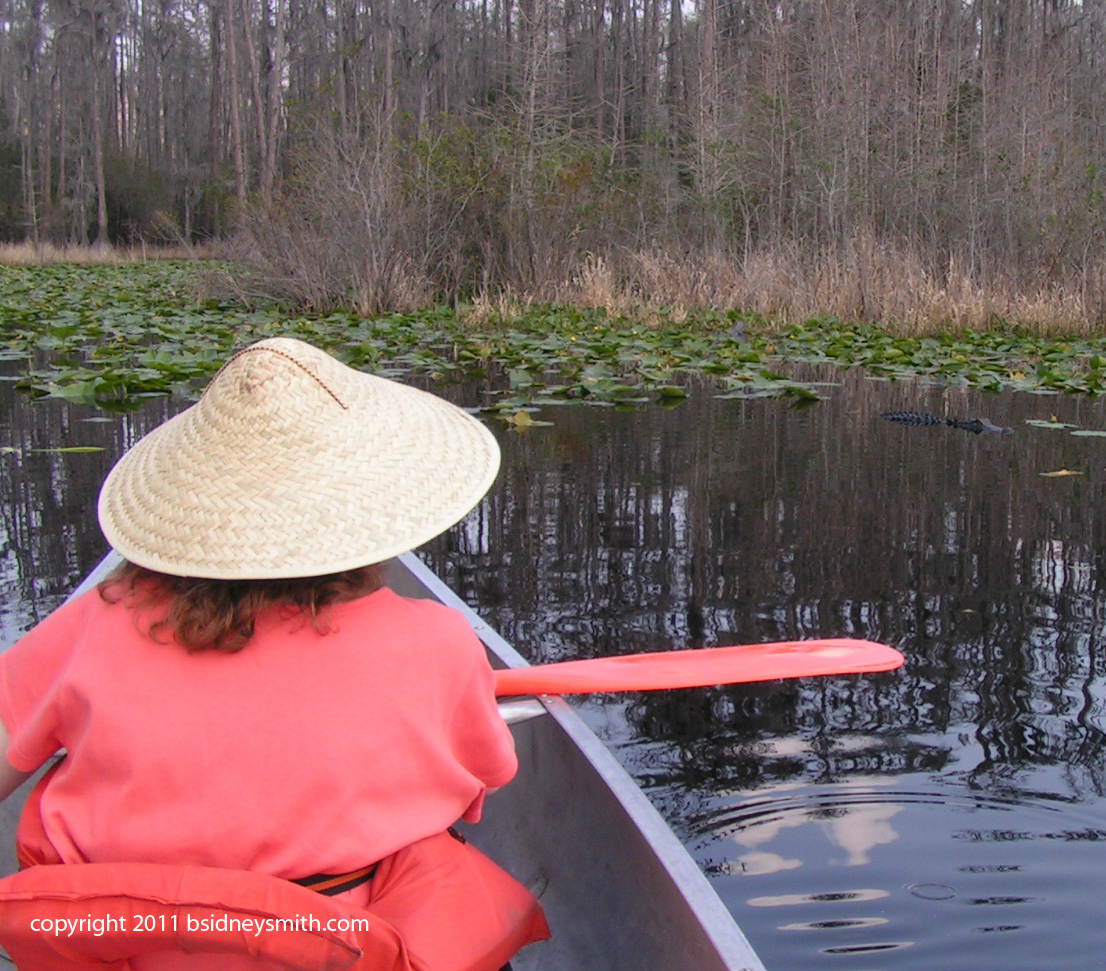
[0,0,1104,326]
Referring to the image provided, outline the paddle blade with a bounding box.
[493,639,904,696]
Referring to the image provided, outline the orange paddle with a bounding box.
[493,638,904,696]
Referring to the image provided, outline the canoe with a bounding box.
[0,550,767,971]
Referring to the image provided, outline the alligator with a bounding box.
[880,410,1014,434]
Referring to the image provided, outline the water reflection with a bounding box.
[0,376,177,641]
[426,368,1106,970]
[722,782,905,874]
[434,372,1106,805]
[5,364,1106,969]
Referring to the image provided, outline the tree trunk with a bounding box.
[224,0,248,203]
[265,0,286,193]
[241,0,270,196]
[91,51,108,242]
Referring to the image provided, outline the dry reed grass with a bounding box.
[0,241,215,266]
[459,288,538,328]
[7,236,1103,338]
[554,240,1106,336]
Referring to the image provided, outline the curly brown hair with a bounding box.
[99,560,389,653]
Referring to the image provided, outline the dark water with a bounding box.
[4,365,1106,969]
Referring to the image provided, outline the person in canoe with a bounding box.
[0,337,549,970]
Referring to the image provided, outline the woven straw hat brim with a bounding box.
[97,338,501,579]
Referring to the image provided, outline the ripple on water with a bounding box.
[696,778,1106,971]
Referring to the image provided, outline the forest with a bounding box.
[3,0,1106,326]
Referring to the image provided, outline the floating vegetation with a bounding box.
[5,263,1106,415]
[1025,419,1079,430]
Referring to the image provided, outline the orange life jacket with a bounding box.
[0,770,549,971]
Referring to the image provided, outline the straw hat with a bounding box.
[97,337,501,579]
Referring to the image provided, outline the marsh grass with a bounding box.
[6,261,1106,407]
[448,241,1106,337]
[460,288,536,328]
[0,242,216,266]
[7,236,1104,340]
[551,241,1106,338]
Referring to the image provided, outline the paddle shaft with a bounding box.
[493,638,904,696]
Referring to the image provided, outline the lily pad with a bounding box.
[503,411,553,429]
[1026,419,1078,429]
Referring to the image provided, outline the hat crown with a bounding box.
[221,338,345,400]
[203,340,351,440]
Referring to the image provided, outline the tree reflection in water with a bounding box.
[426,368,1106,969]
[431,370,1106,798]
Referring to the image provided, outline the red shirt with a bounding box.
[0,585,517,877]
